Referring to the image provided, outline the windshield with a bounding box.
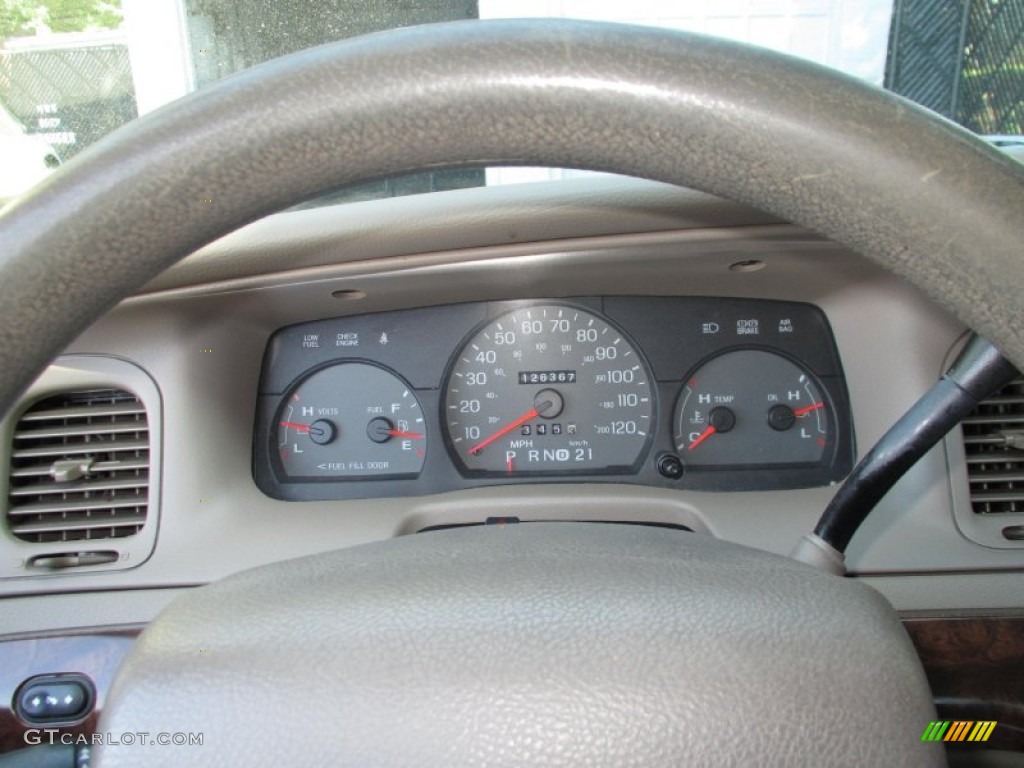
[1,0,1021,205]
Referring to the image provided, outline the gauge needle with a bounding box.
[279,421,310,432]
[688,425,717,451]
[388,429,425,439]
[468,407,540,456]
[793,402,824,417]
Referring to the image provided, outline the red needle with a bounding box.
[279,421,310,432]
[388,429,425,439]
[793,402,824,417]
[688,425,717,451]
[469,408,540,456]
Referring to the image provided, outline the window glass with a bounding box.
[1,0,1020,207]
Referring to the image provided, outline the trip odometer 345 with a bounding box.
[444,304,654,475]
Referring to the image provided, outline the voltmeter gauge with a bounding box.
[673,350,832,467]
[276,362,426,479]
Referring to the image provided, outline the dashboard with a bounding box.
[254,297,853,499]
[1,173,1022,761]
[0,177,1021,614]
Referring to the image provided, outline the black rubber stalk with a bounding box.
[813,334,1020,554]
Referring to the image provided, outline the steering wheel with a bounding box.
[3,20,1022,767]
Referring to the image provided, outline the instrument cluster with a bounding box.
[253,297,854,500]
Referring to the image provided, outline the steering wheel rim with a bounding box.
[0,19,1022,418]
[1,18,1015,766]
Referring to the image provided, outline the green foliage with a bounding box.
[0,0,39,38]
[42,0,122,33]
[0,0,122,38]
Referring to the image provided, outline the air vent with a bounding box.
[962,376,1024,516]
[6,390,149,543]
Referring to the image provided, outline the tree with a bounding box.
[0,0,40,38]
[1,0,121,39]
[40,0,121,33]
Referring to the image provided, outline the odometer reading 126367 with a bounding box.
[444,304,654,475]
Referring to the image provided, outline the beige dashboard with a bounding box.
[1,176,1022,632]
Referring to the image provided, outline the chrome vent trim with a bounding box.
[962,376,1024,516]
[5,389,150,543]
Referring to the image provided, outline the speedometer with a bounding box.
[443,303,654,475]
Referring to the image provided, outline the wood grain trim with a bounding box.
[903,616,1024,753]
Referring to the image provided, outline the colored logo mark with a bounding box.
[921,721,997,742]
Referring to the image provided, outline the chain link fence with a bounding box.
[1,1,480,201]
[887,0,1024,135]
[959,0,1024,134]
[0,40,137,161]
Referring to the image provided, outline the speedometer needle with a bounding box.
[687,425,717,451]
[468,407,540,456]
[793,402,824,417]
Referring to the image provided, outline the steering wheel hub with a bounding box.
[97,524,940,766]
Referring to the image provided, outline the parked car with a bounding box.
[0,103,60,205]
[986,135,1024,163]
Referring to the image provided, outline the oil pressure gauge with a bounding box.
[276,362,426,479]
[673,349,832,467]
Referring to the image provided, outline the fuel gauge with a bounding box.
[276,362,426,479]
[673,350,831,467]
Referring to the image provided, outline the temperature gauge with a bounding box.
[276,362,426,479]
[673,350,831,467]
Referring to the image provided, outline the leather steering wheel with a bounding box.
[2,19,1022,767]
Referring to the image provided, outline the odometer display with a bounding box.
[444,304,654,475]
[518,370,577,385]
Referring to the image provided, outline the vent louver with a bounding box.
[962,376,1024,515]
[6,390,149,543]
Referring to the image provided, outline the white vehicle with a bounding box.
[986,135,1024,163]
[0,103,60,205]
